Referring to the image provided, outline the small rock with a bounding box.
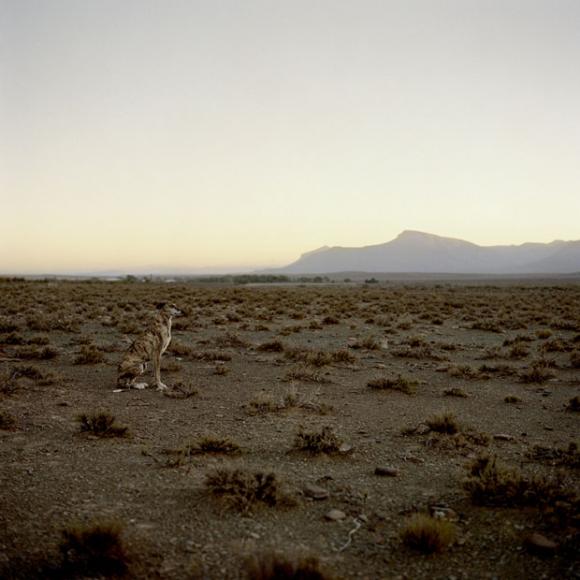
[543,425,554,431]
[374,466,400,477]
[435,365,448,372]
[324,509,346,521]
[430,506,459,521]
[303,483,329,500]
[494,433,514,441]
[338,443,353,454]
[525,533,558,556]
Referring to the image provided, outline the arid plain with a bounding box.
[0,279,578,579]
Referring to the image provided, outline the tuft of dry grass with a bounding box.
[257,340,285,352]
[519,360,556,383]
[16,345,58,360]
[163,381,198,399]
[162,435,241,467]
[504,395,521,404]
[0,409,15,430]
[443,387,468,398]
[367,375,417,395]
[400,513,456,554]
[78,411,128,438]
[205,468,294,512]
[244,551,333,580]
[566,396,580,412]
[285,366,329,384]
[60,520,129,577]
[426,412,460,434]
[463,454,577,509]
[74,344,105,365]
[293,426,343,454]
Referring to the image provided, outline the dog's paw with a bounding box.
[156,383,168,391]
[134,382,148,390]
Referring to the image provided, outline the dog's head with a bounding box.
[156,302,183,317]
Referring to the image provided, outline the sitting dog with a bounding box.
[117,302,182,391]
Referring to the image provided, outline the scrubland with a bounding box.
[0,279,578,579]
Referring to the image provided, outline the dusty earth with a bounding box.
[0,279,578,579]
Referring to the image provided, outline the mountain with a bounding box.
[267,231,580,274]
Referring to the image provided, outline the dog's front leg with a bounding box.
[153,352,168,391]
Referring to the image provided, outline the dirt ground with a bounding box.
[0,279,578,579]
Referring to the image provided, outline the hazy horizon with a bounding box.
[2,1,579,274]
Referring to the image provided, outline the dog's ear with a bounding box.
[155,302,166,310]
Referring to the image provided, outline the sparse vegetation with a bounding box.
[519,359,556,383]
[566,396,580,412]
[244,551,333,580]
[0,409,15,429]
[293,426,343,454]
[464,454,577,508]
[426,412,460,434]
[78,411,128,438]
[1,279,579,578]
[504,395,521,404]
[205,468,294,512]
[59,520,129,577]
[443,387,468,398]
[367,375,417,395]
[74,343,105,364]
[400,514,456,554]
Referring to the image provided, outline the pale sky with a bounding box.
[1,0,579,274]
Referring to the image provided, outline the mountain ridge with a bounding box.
[263,231,580,275]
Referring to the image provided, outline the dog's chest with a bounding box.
[160,320,172,354]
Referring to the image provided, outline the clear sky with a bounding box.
[1,0,579,274]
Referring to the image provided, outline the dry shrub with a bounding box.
[244,551,333,580]
[247,393,280,415]
[527,442,580,469]
[163,381,198,399]
[351,335,381,350]
[447,364,481,380]
[60,520,129,577]
[0,409,15,430]
[293,426,342,454]
[169,340,194,357]
[214,332,249,348]
[504,395,521,404]
[285,366,329,384]
[470,320,502,333]
[74,344,105,365]
[367,375,417,395]
[400,514,456,554]
[257,340,285,352]
[519,360,556,383]
[16,345,58,360]
[196,350,232,362]
[566,396,580,412]
[426,412,460,434]
[78,411,128,438]
[444,387,467,398]
[464,454,577,509]
[0,318,19,333]
[205,468,294,512]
